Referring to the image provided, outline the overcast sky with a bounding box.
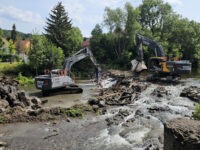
[0,0,199,37]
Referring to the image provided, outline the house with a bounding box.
[82,38,90,47]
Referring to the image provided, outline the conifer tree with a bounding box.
[44,2,72,56]
[11,24,17,42]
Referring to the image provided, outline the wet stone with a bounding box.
[180,86,200,102]
[151,86,169,97]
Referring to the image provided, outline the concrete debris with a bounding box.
[164,118,200,150]
[180,86,200,102]
[97,76,149,105]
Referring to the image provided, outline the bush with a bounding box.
[15,73,34,85]
[193,104,200,120]
[0,62,35,76]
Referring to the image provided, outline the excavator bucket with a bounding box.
[131,59,147,72]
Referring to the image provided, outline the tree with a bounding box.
[139,0,172,36]
[0,28,4,48]
[44,2,72,56]
[11,24,17,42]
[91,24,102,36]
[66,27,83,55]
[29,34,64,75]
[8,39,16,63]
[124,3,141,50]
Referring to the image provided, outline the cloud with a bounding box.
[0,5,44,25]
[164,0,182,5]
[63,0,85,24]
[86,0,124,8]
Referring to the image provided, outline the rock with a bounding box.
[31,97,41,105]
[17,90,26,101]
[27,109,43,116]
[41,99,48,104]
[92,105,99,112]
[0,100,9,109]
[13,101,25,108]
[151,86,169,97]
[98,100,105,107]
[0,141,7,147]
[164,118,200,150]
[180,86,200,102]
[88,98,99,105]
[31,104,42,110]
[66,118,71,122]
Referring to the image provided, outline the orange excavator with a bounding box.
[131,34,192,81]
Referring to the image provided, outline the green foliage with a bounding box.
[28,34,64,75]
[44,2,72,56]
[193,104,200,120]
[66,27,83,55]
[0,28,4,48]
[3,29,32,40]
[90,0,200,69]
[64,108,84,118]
[15,73,34,85]
[0,115,5,123]
[8,39,16,55]
[0,62,32,76]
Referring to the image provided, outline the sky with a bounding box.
[0,0,199,37]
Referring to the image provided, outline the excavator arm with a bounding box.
[135,34,165,61]
[132,34,166,73]
[64,47,101,77]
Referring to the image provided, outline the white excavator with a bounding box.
[35,47,101,95]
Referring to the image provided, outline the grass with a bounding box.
[64,108,84,118]
[193,104,200,120]
[15,73,34,85]
[0,115,5,123]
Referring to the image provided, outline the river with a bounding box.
[0,75,200,150]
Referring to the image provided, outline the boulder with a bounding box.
[31,97,41,105]
[164,118,200,150]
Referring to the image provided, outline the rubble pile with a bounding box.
[97,77,149,106]
[0,77,48,122]
[180,86,200,102]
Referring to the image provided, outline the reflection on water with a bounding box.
[20,80,99,108]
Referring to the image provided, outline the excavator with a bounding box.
[35,47,101,94]
[131,34,192,81]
